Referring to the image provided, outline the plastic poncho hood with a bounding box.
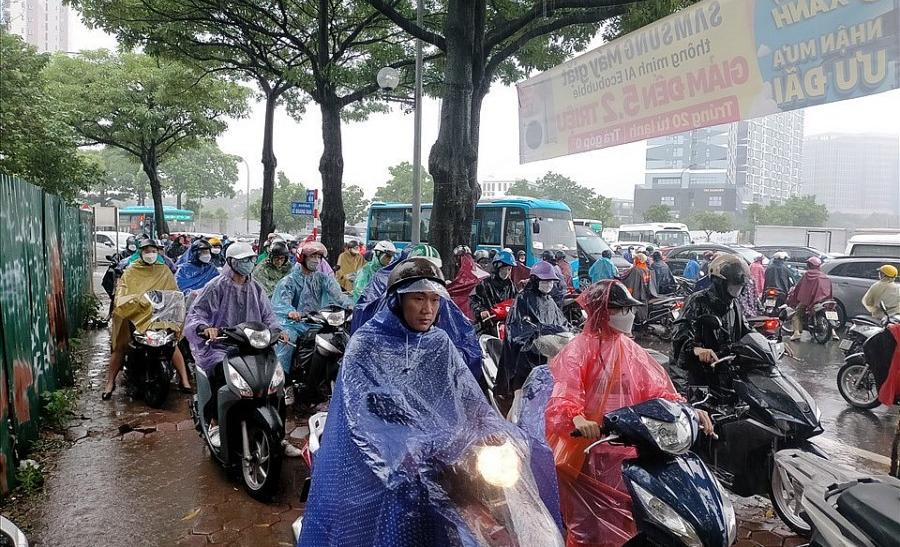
[786,268,832,308]
[448,254,490,320]
[298,307,563,547]
[111,260,180,350]
[545,285,683,546]
[251,255,292,296]
[184,265,281,374]
[175,244,220,294]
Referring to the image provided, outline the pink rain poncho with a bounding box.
[544,281,683,547]
[448,254,489,320]
[786,267,832,309]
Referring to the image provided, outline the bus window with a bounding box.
[504,207,527,251]
[655,230,691,247]
[370,208,406,241]
[404,207,432,242]
[475,207,502,246]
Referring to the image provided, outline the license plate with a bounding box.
[765,299,776,307]
[839,339,852,350]
[825,310,839,321]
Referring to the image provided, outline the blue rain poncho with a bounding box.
[174,245,219,294]
[298,303,564,547]
[350,251,483,381]
[588,256,618,283]
[272,264,352,370]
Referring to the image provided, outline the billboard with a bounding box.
[517,0,899,163]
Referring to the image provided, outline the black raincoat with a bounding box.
[764,261,794,294]
[470,273,517,321]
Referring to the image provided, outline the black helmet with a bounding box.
[387,257,446,293]
[651,251,663,261]
[269,241,290,259]
[136,236,160,250]
[191,238,212,253]
[709,254,749,285]
[541,250,554,262]
[554,250,567,261]
[601,249,612,259]
[606,281,643,309]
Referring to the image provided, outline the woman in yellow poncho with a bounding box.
[336,240,366,292]
[102,238,192,399]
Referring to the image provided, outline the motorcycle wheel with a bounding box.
[769,454,812,536]
[811,313,832,344]
[241,416,283,501]
[837,362,880,409]
[144,359,171,408]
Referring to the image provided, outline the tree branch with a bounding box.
[365,0,446,50]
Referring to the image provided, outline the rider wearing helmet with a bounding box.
[863,264,900,320]
[207,236,225,267]
[546,280,714,545]
[251,240,292,296]
[336,240,366,292]
[448,244,490,320]
[554,250,574,290]
[495,260,570,412]
[272,241,352,372]
[352,240,397,301]
[175,238,219,294]
[473,249,491,272]
[764,251,795,295]
[786,256,836,341]
[470,250,518,329]
[672,254,753,393]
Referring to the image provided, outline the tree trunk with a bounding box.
[259,89,278,243]
[318,95,346,263]
[137,190,146,206]
[468,87,488,194]
[176,191,183,210]
[141,148,169,236]
[429,0,478,278]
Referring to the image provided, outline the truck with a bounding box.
[753,225,848,254]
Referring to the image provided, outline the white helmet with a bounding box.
[374,240,397,254]
[773,251,790,260]
[226,242,255,260]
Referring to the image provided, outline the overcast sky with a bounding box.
[70,11,900,201]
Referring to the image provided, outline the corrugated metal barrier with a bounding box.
[0,174,92,494]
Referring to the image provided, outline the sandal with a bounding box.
[101,387,115,400]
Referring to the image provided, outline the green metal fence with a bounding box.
[0,174,92,494]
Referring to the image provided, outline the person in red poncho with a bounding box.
[786,257,836,342]
[447,245,489,320]
[544,280,714,546]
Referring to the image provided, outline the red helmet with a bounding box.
[806,256,822,269]
[299,241,327,258]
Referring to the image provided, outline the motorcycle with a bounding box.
[635,296,684,340]
[747,316,783,341]
[688,317,824,535]
[839,302,900,356]
[122,290,185,408]
[837,303,900,410]
[191,321,286,500]
[761,287,787,316]
[773,449,900,545]
[286,305,352,407]
[570,398,737,547]
[0,516,28,547]
[478,298,513,412]
[782,299,840,344]
[673,276,695,297]
[561,290,587,330]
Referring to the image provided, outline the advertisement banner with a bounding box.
[517,0,899,163]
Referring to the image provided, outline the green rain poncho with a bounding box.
[252,256,293,297]
[351,259,383,302]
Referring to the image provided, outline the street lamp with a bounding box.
[238,156,251,233]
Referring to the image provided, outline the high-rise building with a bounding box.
[634,112,804,221]
[3,0,69,53]
[611,198,634,224]
[479,179,515,198]
[802,133,900,216]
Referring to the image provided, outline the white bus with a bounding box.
[617,223,692,248]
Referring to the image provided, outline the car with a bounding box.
[845,233,900,258]
[575,226,630,281]
[663,243,764,276]
[94,231,134,264]
[753,245,830,270]
[819,256,900,327]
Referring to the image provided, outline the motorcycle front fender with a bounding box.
[251,404,285,440]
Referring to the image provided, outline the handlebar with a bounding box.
[709,355,736,369]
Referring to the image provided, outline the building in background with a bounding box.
[479,179,515,198]
[611,198,634,225]
[802,133,900,217]
[635,112,804,221]
[2,0,69,53]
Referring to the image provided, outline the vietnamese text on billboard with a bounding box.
[517,0,899,163]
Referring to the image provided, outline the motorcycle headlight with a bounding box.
[243,327,271,349]
[476,442,520,488]
[226,362,253,398]
[640,412,693,455]
[268,366,285,394]
[140,330,172,347]
[321,310,345,327]
[631,482,702,547]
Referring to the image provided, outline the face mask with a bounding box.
[211,247,221,255]
[538,280,555,294]
[141,252,158,265]
[127,244,136,252]
[198,252,212,264]
[232,259,254,276]
[727,283,744,298]
[305,257,321,271]
[608,309,636,335]
[498,267,512,280]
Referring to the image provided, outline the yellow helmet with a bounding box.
[878,264,898,278]
[208,236,221,246]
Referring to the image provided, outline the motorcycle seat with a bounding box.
[850,315,880,326]
[836,482,900,547]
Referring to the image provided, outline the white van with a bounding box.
[845,233,900,258]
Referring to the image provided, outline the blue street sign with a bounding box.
[291,201,314,215]
[306,189,317,203]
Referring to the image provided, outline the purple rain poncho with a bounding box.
[184,265,280,374]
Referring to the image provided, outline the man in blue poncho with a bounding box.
[588,249,618,283]
[350,244,483,383]
[298,258,564,547]
[272,241,352,372]
[175,238,220,294]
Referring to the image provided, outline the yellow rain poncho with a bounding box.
[111,259,179,351]
[336,249,366,292]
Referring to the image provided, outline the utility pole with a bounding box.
[410,0,424,245]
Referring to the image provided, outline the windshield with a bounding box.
[575,227,611,258]
[655,231,691,246]
[532,209,576,256]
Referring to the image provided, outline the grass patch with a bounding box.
[39,388,78,431]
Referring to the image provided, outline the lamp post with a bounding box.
[239,157,251,233]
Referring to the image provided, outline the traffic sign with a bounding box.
[291,201,314,215]
[306,189,317,203]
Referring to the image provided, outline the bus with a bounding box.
[617,222,692,248]
[573,218,603,235]
[366,196,577,267]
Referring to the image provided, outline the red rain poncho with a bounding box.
[448,254,489,320]
[786,267,832,309]
[879,323,900,406]
[545,281,683,547]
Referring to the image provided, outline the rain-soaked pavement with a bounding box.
[23,270,896,546]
